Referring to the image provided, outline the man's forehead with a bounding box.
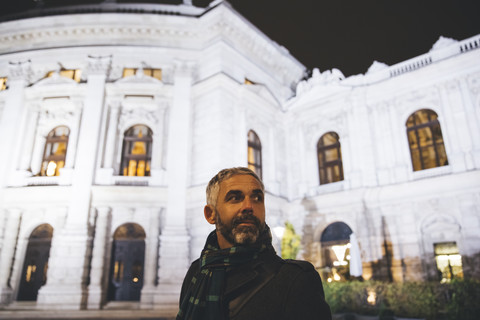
[219,174,262,192]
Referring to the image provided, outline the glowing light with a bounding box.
[332,244,348,262]
[46,161,57,176]
[367,290,376,305]
[133,277,139,283]
[327,277,332,283]
[333,273,341,281]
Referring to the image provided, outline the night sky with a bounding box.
[3,0,480,77]
[217,0,480,77]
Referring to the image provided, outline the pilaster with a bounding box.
[0,61,31,189]
[87,206,111,309]
[37,55,111,310]
[155,61,194,310]
[140,208,161,309]
[0,209,22,306]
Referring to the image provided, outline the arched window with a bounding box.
[320,222,353,282]
[406,109,448,171]
[18,224,53,301]
[108,223,146,301]
[247,130,262,178]
[41,126,69,177]
[120,125,153,177]
[317,132,344,185]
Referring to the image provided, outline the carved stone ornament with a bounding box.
[296,68,345,95]
[34,72,77,86]
[8,60,33,82]
[430,36,458,52]
[119,106,161,131]
[366,61,389,74]
[85,55,112,77]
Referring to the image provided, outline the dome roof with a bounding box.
[1,0,212,22]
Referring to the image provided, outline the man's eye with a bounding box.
[228,195,241,201]
[253,194,263,201]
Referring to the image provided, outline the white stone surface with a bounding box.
[0,0,479,314]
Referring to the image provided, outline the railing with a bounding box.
[389,55,433,77]
[460,35,480,53]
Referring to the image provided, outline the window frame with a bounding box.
[406,109,448,171]
[120,125,153,177]
[247,130,262,179]
[40,126,70,177]
[317,131,344,185]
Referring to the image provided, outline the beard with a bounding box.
[216,210,265,246]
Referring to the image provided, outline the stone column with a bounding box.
[140,208,161,308]
[388,103,408,182]
[102,101,120,170]
[18,106,40,172]
[37,55,111,310]
[0,209,22,306]
[64,100,83,169]
[87,207,111,309]
[0,61,31,189]
[155,61,194,310]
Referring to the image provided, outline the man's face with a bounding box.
[208,174,266,248]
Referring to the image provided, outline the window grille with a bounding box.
[120,125,153,177]
[247,130,262,178]
[317,132,344,184]
[406,109,448,171]
[40,126,69,177]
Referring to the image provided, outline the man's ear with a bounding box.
[204,205,216,225]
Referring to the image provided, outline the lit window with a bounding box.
[406,109,448,171]
[244,78,256,85]
[434,242,463,283]
[320,221,353,282]
[0,77,7,90]
[122,68,162,81]
[120,125,153,177]
[40,126,69,177]
[247,130,262,178]
[317,132,344,184]
[46,69,82,82]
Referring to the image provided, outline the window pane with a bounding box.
[325,148,338,162]
[407,130,418,148]
[41,126,69,177]
[318,132,343,184]
[123,68,136,77]
[406,109,448,171]
[121,125,153,177]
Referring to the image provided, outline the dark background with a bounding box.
[3,0,480,76]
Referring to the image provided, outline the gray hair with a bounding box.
[206,167,264,207]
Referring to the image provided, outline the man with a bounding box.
[177,167,332,320]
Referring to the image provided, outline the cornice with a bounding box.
[0,4,305,96]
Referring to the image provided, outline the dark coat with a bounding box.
[179,250,332,320]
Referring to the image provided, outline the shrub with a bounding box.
[323,279,480,320]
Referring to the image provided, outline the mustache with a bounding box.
[232,214,261,228]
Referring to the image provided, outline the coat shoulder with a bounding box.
[282,259,316,272]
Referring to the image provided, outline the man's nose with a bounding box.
[241,197,254,213]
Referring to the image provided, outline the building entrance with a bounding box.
[17,224,53,301]
[108,223,146,301]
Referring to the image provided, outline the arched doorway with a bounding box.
[108,223,146,301]
[320,221,353,282]
[17,224,53,301]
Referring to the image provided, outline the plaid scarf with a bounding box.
[177,225,274,320]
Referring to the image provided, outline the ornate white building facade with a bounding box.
[0,0,479,314]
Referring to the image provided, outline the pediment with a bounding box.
[34,73,77,86]
[115,74,163,85]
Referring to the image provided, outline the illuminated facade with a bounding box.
[0,0,479,314]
